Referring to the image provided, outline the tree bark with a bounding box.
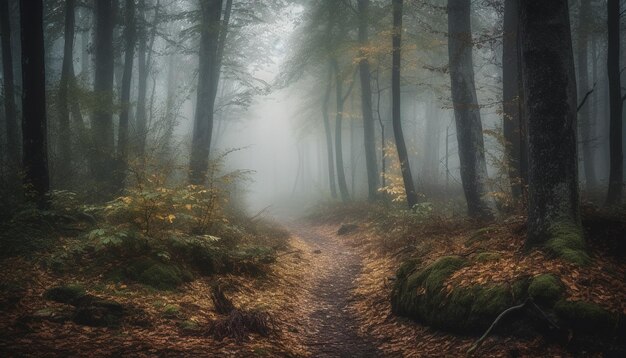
[577,0,596,192]
[116,0,136,187]
[357,0,379,201]
[92,0,116,186]
[391,0,418,208]
[20,0,49,208]
[605,0,623,206]
[447,0,493,219]
[519,0,581,247]
[502,0,525,201]
[57,0,76,183]
[0,0,19,167]
[189,0,223,184]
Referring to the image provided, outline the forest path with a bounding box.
[285,223,380,358]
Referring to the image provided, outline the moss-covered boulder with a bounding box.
[43,284,86,305]
[554,300,616,335]
[528,274,564,306]
[392,256,533,333]
[546,222,590,266]
[72,297,125,327]
[121,258,193,290]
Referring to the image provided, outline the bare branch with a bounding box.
[577,83,596,112]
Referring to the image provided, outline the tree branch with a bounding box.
[577,83,596,112]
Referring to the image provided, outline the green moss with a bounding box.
[162,304,181,318]
[528,274,564,306]
[546,222,590,266]
[465,227,494,247]
[474,252,501,263]
[391,255,534,333]
[554,300,616,335]
[179,320,200,331]
[395,258,421,280]
[43,284,86,304]
[121,258,192,290]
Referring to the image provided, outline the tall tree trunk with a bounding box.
[20,0,49,208]
[92,0,116,186]
[135,0,149,157]
[391,0,418,208]
[605,0,623,206]
[0,0,19,167]
[578,0,596,192]
[189,0,223,184]
[447,0,492,219]
[116,0,136,187]
[322,64,338,198]
[520,1,582,251]
[357,0,379,201]
[502,0,524,201]
[80,7,91,83]
[57,0,76,183]
[331,59,350,202]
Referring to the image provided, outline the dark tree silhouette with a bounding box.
[605,0,623,206]
[357,0,379,201]
[20,0,49,208]
[117,0,137,185]
[92,0,116,185]
[391,0,418,208]
[0,0,19,167]
[519,0,581,248]
[447,0,492,219]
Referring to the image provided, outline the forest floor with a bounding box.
[1,210,624,357]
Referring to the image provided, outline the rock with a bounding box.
[72,296,124,327]
[313,249,321,254]
[43,284,86,305]
[31,307,73,323]
[337,223,358,236]
[528,274,564,306]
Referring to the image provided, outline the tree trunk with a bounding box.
[578,0,596,192]
[605,0,623,206]
[502,0,524,201]
[519,0,581,248]
[116,0,136,187]
[92,0,116,186]
[20,0,49,208]
[189,0,223,184]
[135,0,149,157]
[331,59,350,202]
[322,64,338,198]
[391,0,418,208]
[357,0,379,201]
[0,0,19,167]
[57,0,76,183]
[447,0,492,219]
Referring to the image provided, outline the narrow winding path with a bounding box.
[287,224,380,358]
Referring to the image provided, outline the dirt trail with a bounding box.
[287,223,380,358]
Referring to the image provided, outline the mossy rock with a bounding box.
[179,320,200,332]
[546,222,590,266]
[123,258,193,290]
[31,307,74,323]
[73,298,124,327]
[528,274,564,306]
[465,227,495,247]
[474,252,501,263]
[43,284,86,305]
[554,300,617,335]
[392,255,531,333]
